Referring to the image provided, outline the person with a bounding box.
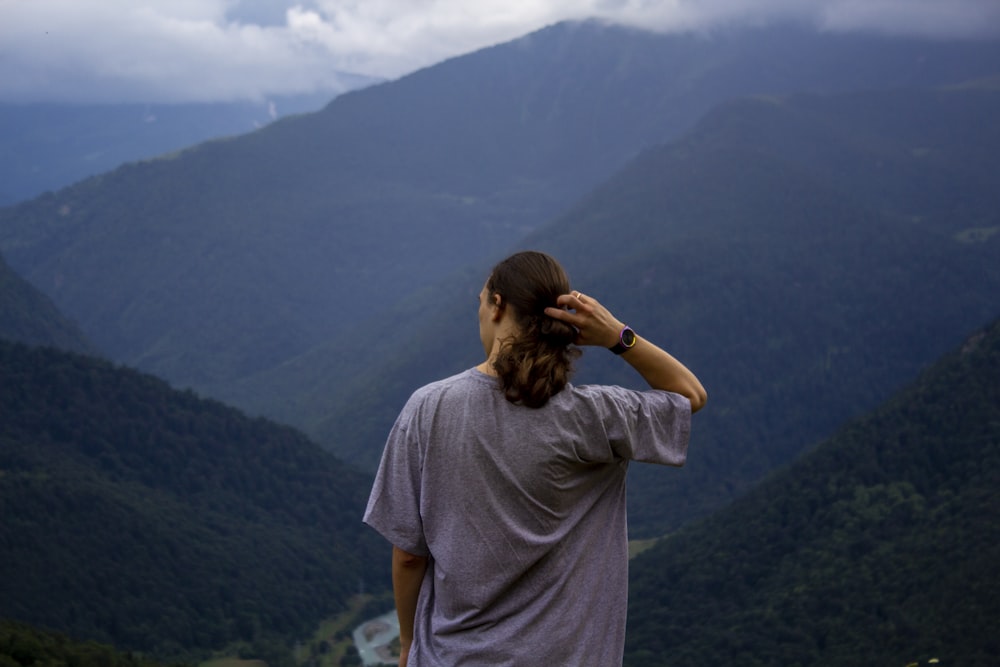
[363,250,706,666]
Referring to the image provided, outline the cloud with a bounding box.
[816,0,1000,37]
[591,0,1000,36]
[0,0,997,104]
[0,0,360,103]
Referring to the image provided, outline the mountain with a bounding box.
[622,317,1000,666]
[302,85,1000,539]
[1,22,997,398]
[0,339,385,662]
[0,86,377,207]
[0,250,93,353]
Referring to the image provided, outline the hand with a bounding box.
[547,291,708,410]
[544,290,625,348]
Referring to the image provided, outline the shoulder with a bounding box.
[410,368,489,400]
[401,368,493,415]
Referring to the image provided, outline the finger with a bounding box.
[553,293,580,309]
[544,305,574,323]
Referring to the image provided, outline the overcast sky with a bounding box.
[2,0,998,104]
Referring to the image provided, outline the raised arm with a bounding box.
[545,290,707,412]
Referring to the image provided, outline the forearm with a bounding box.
[621,335,707,412]
[392,546,428,654]
[544,290,706,412]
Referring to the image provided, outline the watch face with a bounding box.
[621,328,636,347]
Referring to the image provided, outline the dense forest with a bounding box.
[0,252,92,353]
[0,340,386,662]
[623,318,1000,666]
[0,619,187,667]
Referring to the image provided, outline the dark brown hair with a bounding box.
[487,251,581,408]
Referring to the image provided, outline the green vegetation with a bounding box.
[0,619,187,667]
[628,538,661,559]
[287,594,394,667]
[0,252,92,353]
[622,319,1000,665]
[0,340,387,663]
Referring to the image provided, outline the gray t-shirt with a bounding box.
[363,368,691,667]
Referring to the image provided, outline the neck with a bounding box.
[479,319,521,376]
[477,336,508,375]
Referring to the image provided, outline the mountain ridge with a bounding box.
[0,85,380,207]
[0,251,93,353]
[2,22,997,395]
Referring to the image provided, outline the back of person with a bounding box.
[363,251,707,666]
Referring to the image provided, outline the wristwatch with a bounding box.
[609,326,637,354]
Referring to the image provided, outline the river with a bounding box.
[351,610,400,666]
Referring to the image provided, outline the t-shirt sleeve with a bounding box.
[595,386,691,466]
[362,400,430,556]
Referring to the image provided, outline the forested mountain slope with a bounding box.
[623,317,1000,666]
[302,86,1000,539]
[0,340,384,661]
[1,22,996,397]
[0,619,183,667]
[0,251,93,353]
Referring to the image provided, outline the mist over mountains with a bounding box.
[0,88,385,208]
[2,22,998,396]
[2,17,1000,666]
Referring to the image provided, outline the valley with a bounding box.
[2,17,999,667]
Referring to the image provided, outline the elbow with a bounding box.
[688,386,707,414]
[393,545,428,569]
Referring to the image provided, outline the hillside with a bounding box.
[0,619,184,667]
[301,86,1000,539]
[623,317,1000,666]
[0,251,93,353]
[0,88,376,207]
[1,23,997,395]
[0,340,385,662]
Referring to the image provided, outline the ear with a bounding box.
[491,293,504,321]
